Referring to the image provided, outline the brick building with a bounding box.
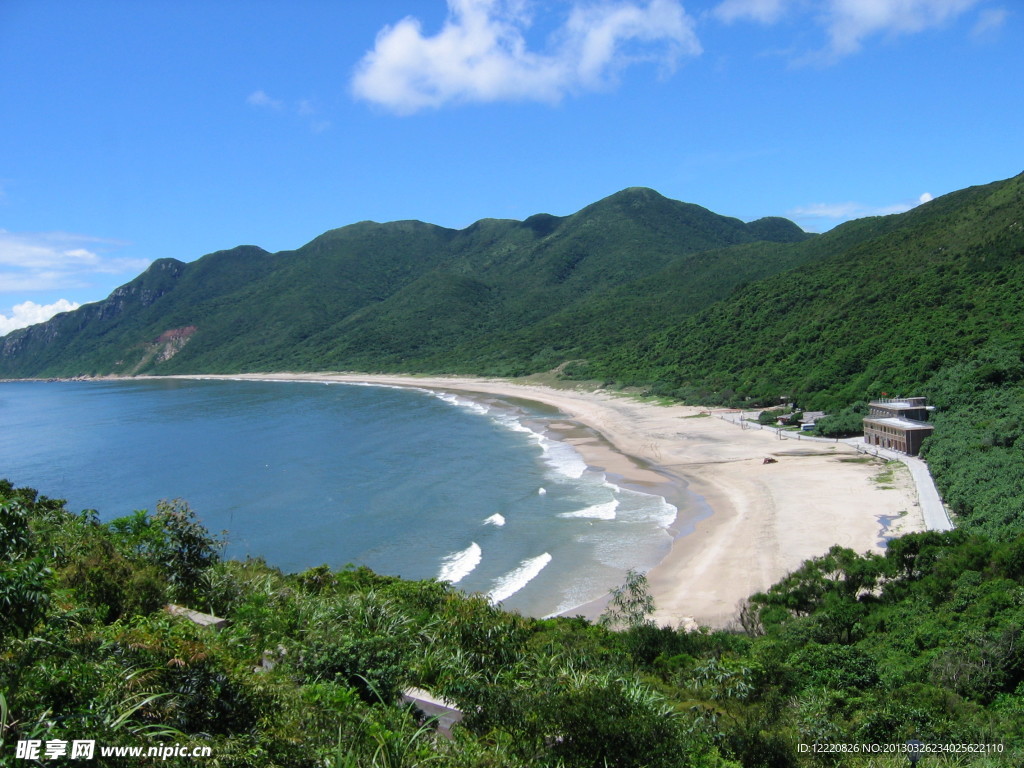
[862,397,935,456]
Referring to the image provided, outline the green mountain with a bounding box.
[579,172,1024,408]
[0,188,813,378]
[4,173,1021,405]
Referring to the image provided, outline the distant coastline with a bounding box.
[139,372,925,628]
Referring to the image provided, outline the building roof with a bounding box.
[166,604,229,630]
[869,399,934,412]
[401,687,463,737]
[863,417,935,431]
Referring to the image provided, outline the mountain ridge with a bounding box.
[579,171,1024,409]
[4,173,1022,393]
[0,187,815,378]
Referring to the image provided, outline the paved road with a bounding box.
[712,411,955,532]
[846,441,954,532]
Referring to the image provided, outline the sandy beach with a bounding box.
[171,372,925,628]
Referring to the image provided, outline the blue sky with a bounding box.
[1,0,1021,333]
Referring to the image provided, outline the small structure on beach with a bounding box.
[165,604,229,631]
[862,397,935,456]
[799,411,825,431]
[401,687,464,738]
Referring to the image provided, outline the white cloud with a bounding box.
[971,6,1008,40]
[247,89,284,109]
[823,0,982,57]
[248,91,331,132]
[788,191,935,229]
[789,201,870,220]
[713,0,790,24]
[0,230,149,293]
[0,271,72,293]
[351,0,701,114]
[712,0,984,58]
[0,299,80,336]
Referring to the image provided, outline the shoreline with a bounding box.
[144,372,925,628]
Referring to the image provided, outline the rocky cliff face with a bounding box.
[154,325,198,363]
[0,258,186,374]
[100,267,181,320]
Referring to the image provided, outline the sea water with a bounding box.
[0,378,680,617]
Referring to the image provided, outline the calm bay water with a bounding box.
[0,378,678,616]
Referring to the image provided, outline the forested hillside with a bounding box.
[2,480,1021,767]
[579,174,1024,411]
[4,175,1021,399]
[0,188,811,379]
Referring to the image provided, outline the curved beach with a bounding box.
[172,372,925,628]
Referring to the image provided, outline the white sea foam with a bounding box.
[341,381,426,393]
[548,579,607,618]
[420,387,591,483]
[483,513,506,526]
[615,486,678,527]
[432,391,490,415]
[487,552,552,604]
[437,542,482,584]
[558,500,618,520]
[490,409,589,480]
[538,436,588,479]
[653,498,678,527]
[538,487,546,495]
[494,412,535,435]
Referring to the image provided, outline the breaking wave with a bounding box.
[437,542,482,584]
[487,552,552,604]
[558,500,618,520]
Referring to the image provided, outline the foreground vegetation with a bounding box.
[2,476,1022,767]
